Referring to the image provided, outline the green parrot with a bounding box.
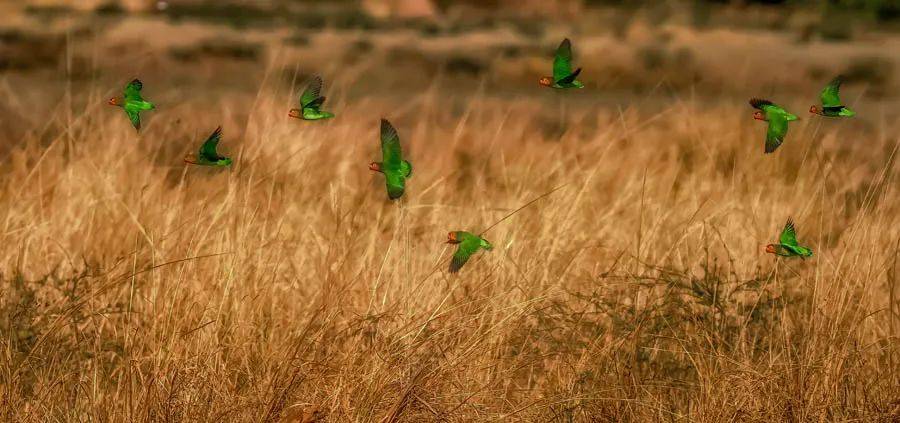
[750,98,799,154]
[184,126,233,167]
[108,79,155,131]
[369,119,412,200]
[288,75,334,121]
[809,76,855,118]
[446,231,493,273]
[539,38,584,89]
[765,218,813,259]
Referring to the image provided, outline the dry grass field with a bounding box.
[1,1,900,421]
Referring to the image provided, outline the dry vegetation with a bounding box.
[0,72,898,421]
[1,1,900,422]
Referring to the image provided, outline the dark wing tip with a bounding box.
[560,38,571,47]
[749,98,773,109]
[783,218,797,237]
[448,258,462,273]
[130,78,143,89]
[828,75,844,89]
[309,75,323,89]
[380,118,397,139]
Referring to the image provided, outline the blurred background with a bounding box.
[0,0,898,141]
[2,3,900,419]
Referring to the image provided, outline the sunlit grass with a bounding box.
[0,63,898,421]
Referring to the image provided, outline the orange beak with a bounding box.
[539,77,552,87]
[288,109,301,119]
[107,97,119,106]
[369,162,381,172]
[447,232,459,244]
[183,154,198,165]
[753,111,765,121]
[765,244,776,254]
[808,105,818,114]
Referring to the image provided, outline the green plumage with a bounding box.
[377,119,412,200]
[449,231,493,273]
[771,218,813,258]
[750,98,798,154]
[550,38,584,89]
[298,76,334,120]
[119,79,155,131]
[817,76,855,118]
[193,126,232,167]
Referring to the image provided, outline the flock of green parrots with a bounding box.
[108,38,855,270]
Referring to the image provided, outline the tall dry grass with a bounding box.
[0,69,898,422]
